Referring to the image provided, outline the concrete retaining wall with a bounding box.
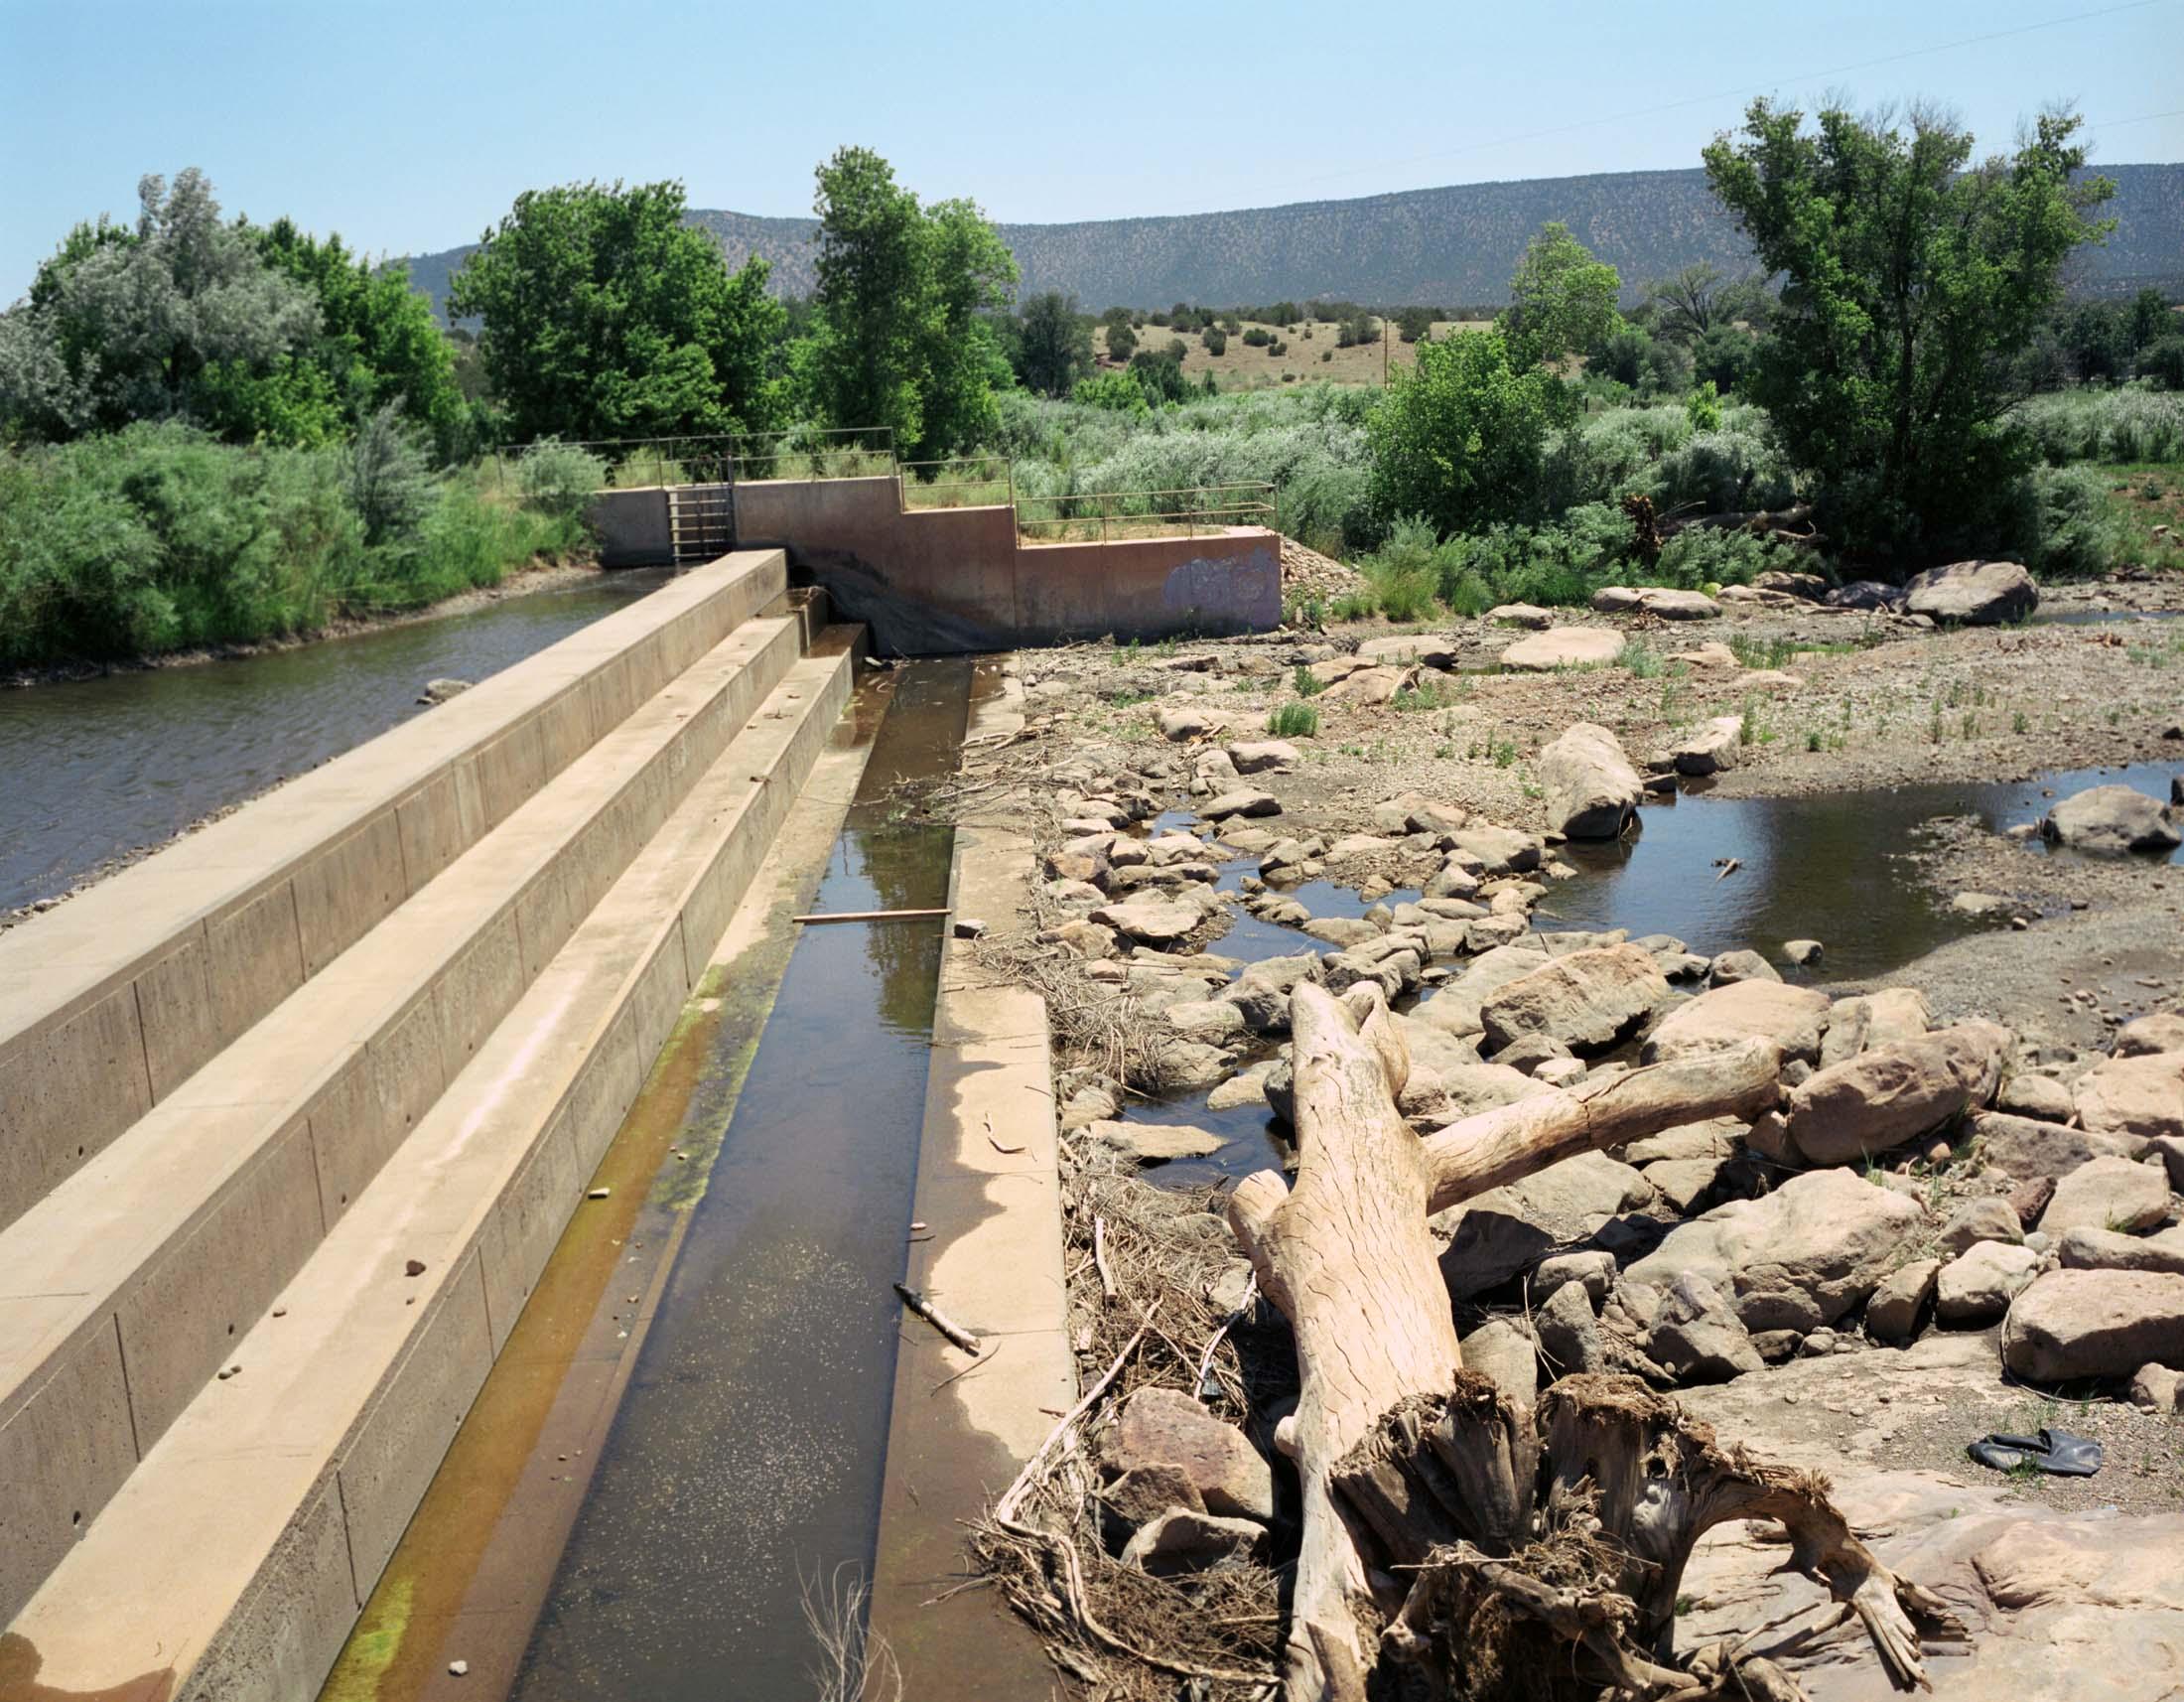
[599,476,1281,653]
[0,552,786,1236]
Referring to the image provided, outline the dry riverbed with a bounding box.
[935,571,2184,1701]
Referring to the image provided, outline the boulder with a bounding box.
[1224,739,1298,776]
[1111,1386,1275,1520]
[1090,1120,1225,1164]
[1965,1110,2139,1182]
[1533,1248,1617,1305]
[2074,1050,2184,1144]
[1938,1198,2024,1256]
[1121,1509,1268,1575]
[1671,716,1743,776]
[1433,1063,1557,1119]
[1484,603,1553,629]
[1648,1272,1763,1382]
[1091,893,1203,943]
[2116,1012,2184,1058]
[2038,1155,2173,1235]
[1435,1152,1652,1297]
[1589,586,1644,614]
[1994,1070,2076,1122]
[1321,666,1405,704]
[2041,785,2181,854]
[1535,1278,1604,1374]
[1625,1170,1926,1333]
[1099,1463,1203,1529]
[1935,1241,2041,1326]
[1826,580,1906,611]
[2058,1225,2184,1275]
[1666,640,1740,670]
[1200,787,1282,820]
[1708,948,1780,986]
[1538,722,1643,839]
[1459,1318,1539,1410]
[2001,1269,2184,1382]
[2131,1362,2184,1411]
[1783,938,1825,967]
[1500,627,1627,670]
[1479,944,1669,1055]
[1447,824,1542,876]
[1205,1064,1275,1112]
[1157,704,1218,741]
[1224,952,1320,1033]
[1642,979,1832,1065]
[1754,569,1829,602]
[1865,1257,1941,1344]
[1785,1022,2010,1167]
[1635,587,1722,621]
[1903,558,2037,625]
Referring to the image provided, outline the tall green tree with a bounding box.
[1016,291,1093,396]
[808,149,1019,457]
[252,220,468,456]
[448,180,786,444]
[1704,100,2114,558]
[1638,263,1769,346]
[1365,328,1561,534]
[1500,222,1620,363]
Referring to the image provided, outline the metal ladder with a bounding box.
[666,482,737,566]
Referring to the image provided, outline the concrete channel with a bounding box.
[313,659,1055,1700]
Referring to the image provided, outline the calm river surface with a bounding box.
[0,570,669,913]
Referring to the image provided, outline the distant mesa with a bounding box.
[397,163,2184,320]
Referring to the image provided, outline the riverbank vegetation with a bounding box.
[4,102,2180,669]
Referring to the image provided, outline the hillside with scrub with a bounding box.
[396,161,2184,320]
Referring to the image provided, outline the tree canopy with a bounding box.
[1704,100,2115,558]
[0,171,323,444]
[1500,222,1621,363]
[1365,328,1562,534]
[449,179,787,445]
[807,147,1019,457]
[1016,291,1093,397]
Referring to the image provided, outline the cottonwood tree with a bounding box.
[1365,327,1561,532]
[1639,262,1769,346]
[1704,100,2115,559]
[1501,221,1621,363]
[809,147,1019,458]
[1015,291,1093,397]
[450,179,786,444]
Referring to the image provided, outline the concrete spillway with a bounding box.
[0,551,866,1701]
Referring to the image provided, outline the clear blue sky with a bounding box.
[3,0,2179,300]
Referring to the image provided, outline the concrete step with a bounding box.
[0,609,808,1626]
[0,632,862,1702]
[0,551,788,1237]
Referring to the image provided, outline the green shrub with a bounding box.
[1070,371,1150,413]
[1267,701,1319,737]
[1243,327,1273,347]
[2002,463,2129,577]
[2142,336,2184,391]
[1202,327,1227,355]
[1685,381,1723,432]
[516,439,608,517]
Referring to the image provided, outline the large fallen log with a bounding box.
[1419,1037,1784,1213]
[1229,985,1963,1702]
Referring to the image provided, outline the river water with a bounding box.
[0,570,670,914]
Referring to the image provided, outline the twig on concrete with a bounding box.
[892,1282,981,1354]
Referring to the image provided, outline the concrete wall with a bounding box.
[590,488,671,569]
[0,552,786,1236]
[731,475,1281,654]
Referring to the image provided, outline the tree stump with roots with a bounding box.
[1228,981,1967,1702]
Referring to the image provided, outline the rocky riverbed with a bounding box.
[949,569,2184,1701]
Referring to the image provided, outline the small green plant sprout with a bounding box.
[1293,663,1326,697]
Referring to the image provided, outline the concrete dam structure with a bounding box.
[0,553,860,1699]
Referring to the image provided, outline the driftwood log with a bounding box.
[1227,983,1965,1702]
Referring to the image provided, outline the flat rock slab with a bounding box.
[2002,1268,2184,1382]
[1500,627,1626,670]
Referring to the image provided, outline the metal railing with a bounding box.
[496,429,1276,549]
[1015,482,1276,544]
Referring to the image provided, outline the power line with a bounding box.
[1276,0,2177,194]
